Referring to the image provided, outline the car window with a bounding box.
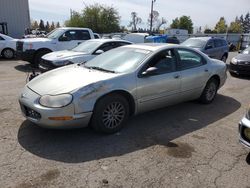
[94,34,99,39]
[144,49,177,75]
[76,30,91,40]
[115,42,131,47]
[60,30,90,41]
[0,36,5,40]
[96,42,115,52]
[177,49,204,70]
[214,39,222,48]
[206,40,214,49]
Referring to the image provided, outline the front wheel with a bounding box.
[199,78,219,104]
[91,94,129,134]
[33,50,51,67]
[2,48,14,59]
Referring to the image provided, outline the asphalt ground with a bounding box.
[0,52,250,188]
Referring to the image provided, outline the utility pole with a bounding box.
[150,0,156,33]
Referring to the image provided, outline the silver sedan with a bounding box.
[19,44,227,133]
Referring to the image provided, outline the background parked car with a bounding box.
[0,33,17,59]
[16,27,95,66]
[39,39,132,72]
[94,33,100,39]
[239,105,250,149]
[19,44,227,133]
[229,47,250,76]
[182,37,229,62]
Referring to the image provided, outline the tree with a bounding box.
[39,19,45,31]
[65,4,120,33]
[228,17,242,33]
[240,12,250,33]
[204,28,217,34]
[214,17,227,33]
[45,21,50,32]
[31,20,39,29]
[170,18,179,29]
[56,22,60,28]
[128,12,142,31]
[50,22,55,31]
[147,10,159,28]
[170,16,193,34]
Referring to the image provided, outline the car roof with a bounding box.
[87,39,132,43]
[188,37,226,41]
[59,27,92,31]
[123,43,179,51]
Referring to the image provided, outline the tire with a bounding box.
[2,48,14,59]
[221,54,227,63]
[33,50,51,67]
[199,78,219,104]
[91,94,130,134]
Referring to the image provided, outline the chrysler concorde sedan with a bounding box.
[239,106,250,148]
[19,44,227,133]
[39,39,132,72]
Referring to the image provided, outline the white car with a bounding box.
[39,39,132,72]
[16,27,95,66]
[0,33,17,59]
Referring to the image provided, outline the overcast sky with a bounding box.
[29,0,250,30]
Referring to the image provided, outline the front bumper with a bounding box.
[38,59,58,73]
[19,87,92,129]
[239,117,250,149]
[229,63,250,75]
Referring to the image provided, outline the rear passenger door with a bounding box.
[176,48,210,100]
[204,39,217,58]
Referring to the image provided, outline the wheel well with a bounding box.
[209,75,220,87]
[1,47,14,55]
[97,90,136,116]
[33,48,52,61]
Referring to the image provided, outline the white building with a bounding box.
[0,0,30,38]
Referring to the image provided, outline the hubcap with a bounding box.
[206,82,217,101]
[4,49,13,59]
[102,102,125,129]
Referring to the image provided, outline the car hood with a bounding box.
[27,65,118,95]
[20,37,52,43]
[235,54,250,61]
[42,50,88,61]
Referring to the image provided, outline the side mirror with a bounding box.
[95,49,104,55]
[59,36,70,42]
[142,67,158,77]
[205,45,213,50]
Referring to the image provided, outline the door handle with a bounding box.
[174,74,180,79]
[204,69,209,72]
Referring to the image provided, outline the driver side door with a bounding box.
[136,49,181,113]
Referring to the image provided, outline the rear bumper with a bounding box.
[16,50,36,63]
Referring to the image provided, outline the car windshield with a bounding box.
[243,47,250,54]
[46,29,65,39]
[71,41,101,53]
[182,38,206,48]
[84,47,151,73]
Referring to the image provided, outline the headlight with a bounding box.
[244,128,250,140]
[231,57,238,65]
[246,107,250,120]
[53,60,73,66]
[39,94,73,108]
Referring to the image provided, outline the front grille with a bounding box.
[23,105,41,120]
[16,41,24,52]
[238,61,250,66]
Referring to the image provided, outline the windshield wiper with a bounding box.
[86,66,115,73]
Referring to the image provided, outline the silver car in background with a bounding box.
[239,105,250,148]
[19,44,227,133]
[39,39,132,72]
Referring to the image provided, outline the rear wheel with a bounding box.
[91,94,129,134]
[2,48,14,59]
[33,50,51,67]
[199,78,219,104]
[221,54,227,63]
